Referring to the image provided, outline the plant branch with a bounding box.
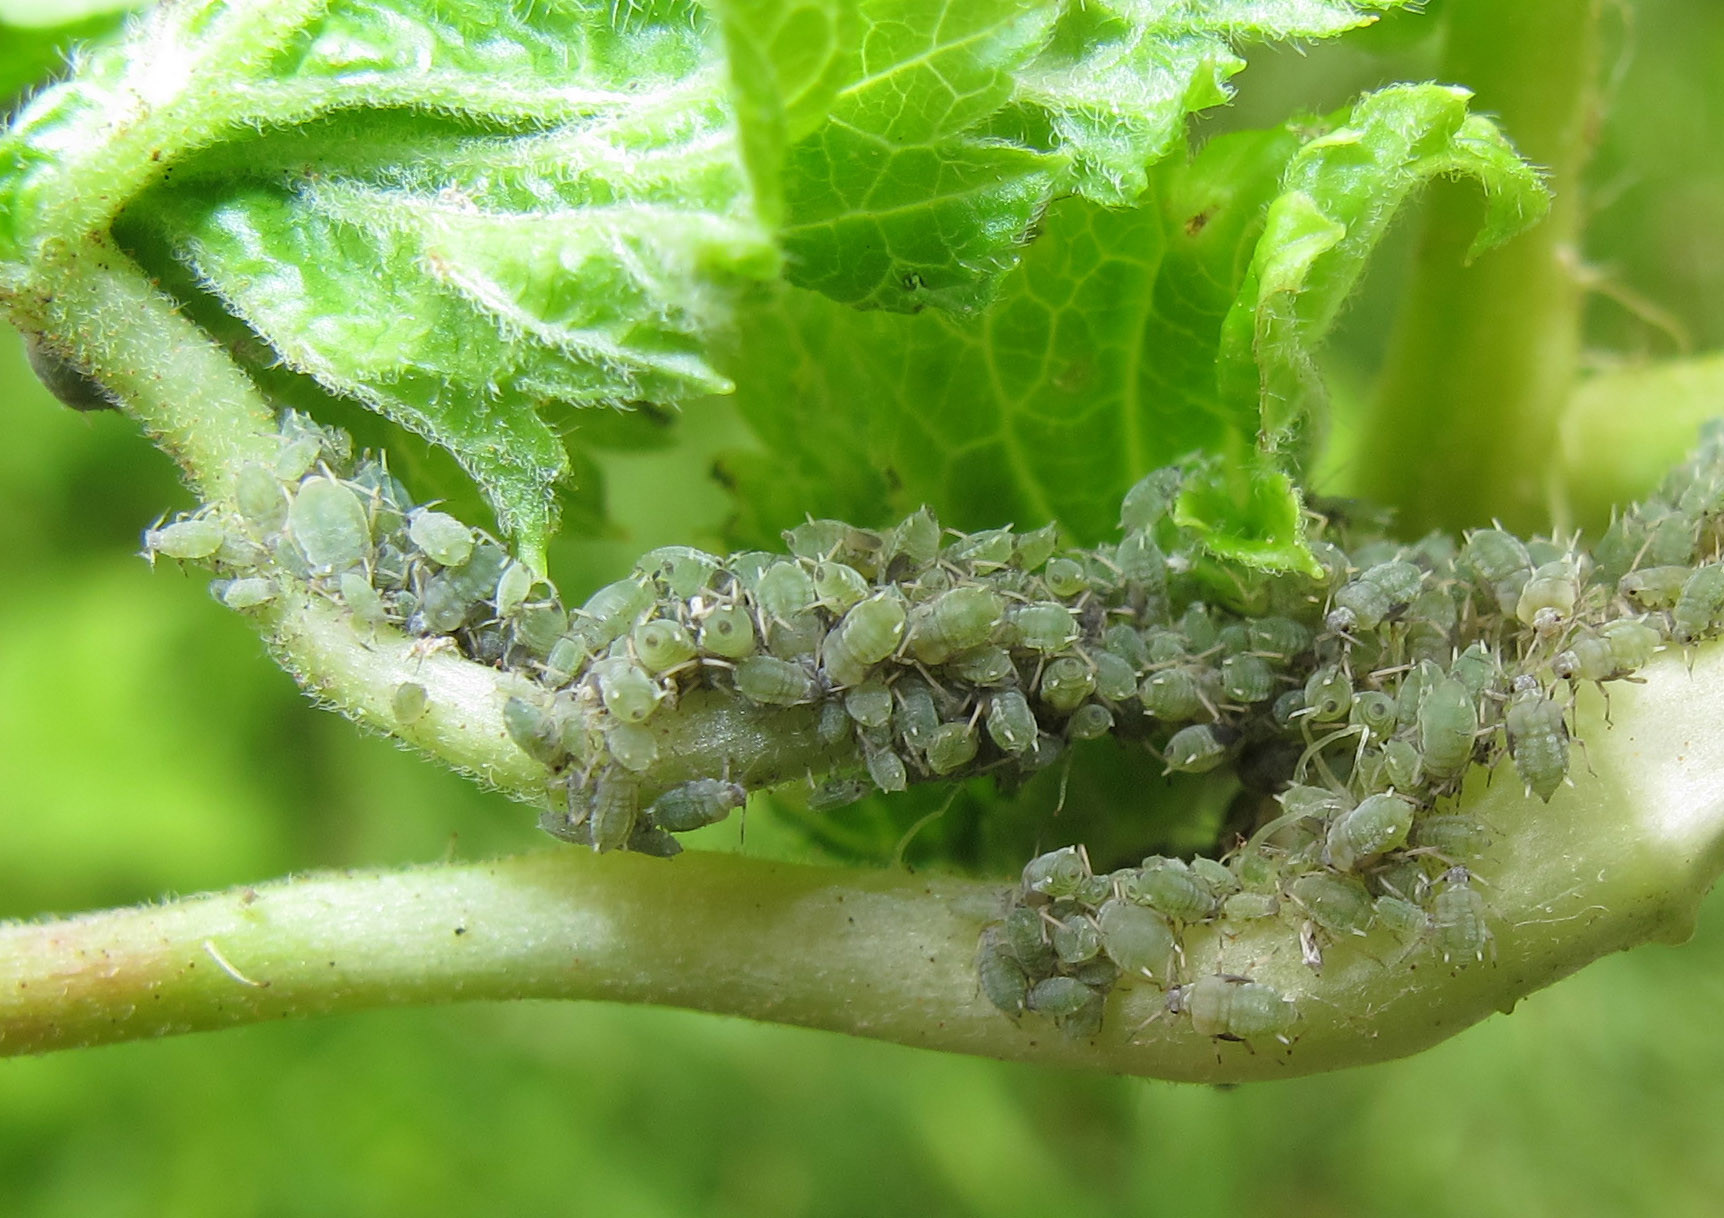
[6,645,1724,1080]
[1354,0,1602,534]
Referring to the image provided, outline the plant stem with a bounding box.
[7,644,1724,1081]
[1355,0,1601,534]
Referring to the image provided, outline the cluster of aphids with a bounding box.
[145,411,1724,1036]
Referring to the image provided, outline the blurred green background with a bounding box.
[8,0,1724,1214]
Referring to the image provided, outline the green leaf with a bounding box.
[720,86,1546,572]
[1,0,780,561]
[0,8,135,106]
[773,0,1419,311]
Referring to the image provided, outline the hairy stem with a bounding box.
[1355,0,1602,534]
[6,645,1724,1080]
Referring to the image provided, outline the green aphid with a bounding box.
[945,645,1015,686]
[1383,738,1424,790]
[511,605,568,659]
[1141,667,1207,722]
[698,602,757,659]
[146,517,226,562]
[1171,974,1296,1043]
[605,722,660,772]
[1246,616,1312,660]
[1066,703,1114,741]
[1374,895,1428,945]
[235,462,288,531]
[823,593,908,686]
[1325,792,1415,871]
[1271,690,1307,728]
[808,775,871,811]
[1364,559,1425,605]
[273,435,321,481]
[1290,873,1375,938]
[1674,563,1724,643]
[391,681,429,725]
[785,520,883,574]
[1619,565,1692,612]
[755,561,817,623]
[766,610,826,660]
[1224,891,1280,920]
[1515,559,1579,630]
[1004,906,1058,976]
[1179,603,1219,652]
[407,509,474,568]
[413,574,470,635]
[444,541,509,606]
[908,586,1004,664]
[595,659,664,723]
[1091,651,1138,702]
[1449,642,1501,699]
[1505,689,1569,800]
[1460,528,1531,612]
[844,678,895,730]
[1124,858,1216,922]
[1222,654,1275,704]
[1411,814,1491,861]
[648,778,746,833]
[953,528,1019,573]
[1043,557,1089,598]
[1014,523,1060,571]
[925,721,980,774]
[1405,587,1459,665]
[578,578,654,643]
[632,619,698,673]
[1141,629,1185,666]
[1120,467,1182,532]
[636,545,721,599]
[977,931,1031,1018]
[1114,531,1167,592]
[1022,846,1088,898]
[1329,578,1390,633]
[219,576,276,610]
[1418,675,1478,780]
[1162,724,1228,774]
[734,655,814,706]
[1306,540,1352,589]
[1028,975,1094,1019]
[1188,857,1239,897]
[865,746,908,792]
[812,561,870,611]
[503,696,565,768]
[884,507,941,575]
[1349,691,1398,740]
[1006,602,1078,652]
[1041,656,1096,713]
[1303,663,1352,722]
[986,690,1039,754]
[1216,623,1250,656]
[1096,900,1176,978]
[1430,869,1492,962]
[1051,913,1102,965]
[1395,659,1441,731]
[588,771,640,853]
[894,680,941,752]
[1600,618,1661,671]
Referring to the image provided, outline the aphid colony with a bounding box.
[147,413,1724,1036]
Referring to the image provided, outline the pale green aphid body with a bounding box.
[633,620,698,673]
[289,477,370,571]
[407,509,474,568]
[734,655,814,706]
[697,603,756,659]
[1172,975,1297,1044]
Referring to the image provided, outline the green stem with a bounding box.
[1354,0,1601,534]
[6,644,1723,1080]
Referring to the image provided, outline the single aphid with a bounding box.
[1418,675,1478,781]
[1003,906,1058,976]
[1040,656,1097,713]
[1140,667,1207,722]
[1119,467,1182,532]
[588,771,641,854]
[1430,869,1492,963]
[1221,654,1275,704]
[822,592,908,686]
[733,655,815,706]
[1095,900,1176,978]
[883,507,941,575]
[636,545,722,599]
[146,517,226,562]
[925,721,980,774]
[1014,523,1060,572]
[1505,688,1569,800]
[392,681,429,725]
[1674,563,1724,643]
[1374,894,1428,947]
[648,779,747,833]
[1348,691,1398,741]
[1515,559,1579,630]
[808,775,871,811]
[407,509,475,568]
[503,696,565,768]
[1223,891,1280,920]
[1066,703,1114,741]
[948,528,1016,572]
[1122,857,1216,922]
[219,577,277,610]
[844,678,895,730]
[1028,975,1095,1018]
[1022,846,1089,899]
[235,462,288,531]
[1303,664,1352,722]
[1410,814,1491,861]
[1325,792,1415,871]
[1051,913,1103,965]
[1162,724,1228,774]
[894,680,941,753]
[605,722,660,773]
[1091,651,1139,702]
[865,746,908,792]
[755,561,818,623]
[766,609,826,660]
[907,586,1005,664]
[289,478,371,571]
[1619,566,1693,612]
[1460,528,1532,612]
[1289,873,1376,939]
[1246,616,1313,661]
[1114,531,1168,595]
[985,690,1039,754]
[698,602,757,659]
[1043,557,1089,598]
[632,619,698,673]
[977,931,1030,1018]
[1382,738,1424,790]
[1449,642,1501,699]
[1168,974,1297,1044]
[812,561,870,611]
[594,659,664,723]
[945,645,1015,686]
